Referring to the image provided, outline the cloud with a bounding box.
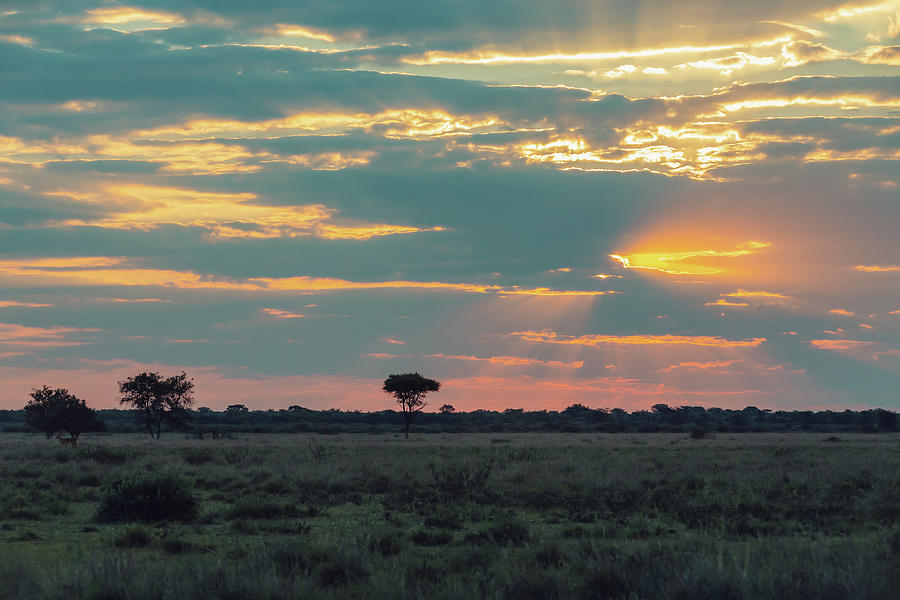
[610,241,771,275]
[860,45,900,64]
[810,339,876,351]
[81,7,186,29]
[426,353,584,369]
[46,184,445,241]
[659,360,738,373]
[511,329,766,347]
[262,308,305,319]
[0,256,618,297]
[0,322,96,347]
[780,40,842,67]
[0,300,52,308]
[855,264,900,272]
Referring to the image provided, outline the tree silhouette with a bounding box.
[119,372,194,439]
[439,404,456,414]
[382,373,440,438]
[24,386,102,444]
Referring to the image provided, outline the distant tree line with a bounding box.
[2,401,897,436]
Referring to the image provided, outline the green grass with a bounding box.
[0,432,897,599]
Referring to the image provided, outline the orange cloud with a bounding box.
[0,300,52,308]
[0,322,95,346]
[829,308,856,316]
[380,338,406,345]
[262,308,305,319]
[810,339,876,351]
[511,329,765,348]
[659,360,738,373]
[705,299,751,307]
[854,264,900,272]
[426,353,584,369]
[704,298,750,308]
[365,352,400,359]
[725,289,788,299]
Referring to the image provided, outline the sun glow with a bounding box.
[610,241,771,275]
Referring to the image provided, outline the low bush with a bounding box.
[95,471,198,522]
[182,448,216,465]
[113,524,153,548]
[226,496,287,520]
[78,445,132,465]
[411,529,453,546]
[488,515,531,545]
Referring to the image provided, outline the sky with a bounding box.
[0,1,899,411]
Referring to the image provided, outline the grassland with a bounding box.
[0,432,897,599]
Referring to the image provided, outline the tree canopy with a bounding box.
[383,373,441,438]
[119,371,194,439]
[24,386,102,442]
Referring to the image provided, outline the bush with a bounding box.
[95,471,198,522]
[113,525,153,548]
[430,459,493,497]
[182,448,216,465]
[226,496,287,520]
[161,538,204,554]
[78,445,132,465]
[411,529,453,546]
[487,514,530,545]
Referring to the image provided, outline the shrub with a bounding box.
[690,429,712,440]
[161,538,205,554]
[182,448,216,465]
[78,445,132,465]
[430,459,492,497]
[226,496,286,520]
[113,525,153,548]
[95,471,198,522]
[488,514,531,545]
[411,529,453,546]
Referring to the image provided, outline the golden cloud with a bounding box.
[610,241,771,275]
[47,184,443,241]
[855,264,900,272]
[511,329,766,348]
[262,308,306,319]
[0,257,616,297]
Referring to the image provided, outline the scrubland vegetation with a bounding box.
[0,432,897,599]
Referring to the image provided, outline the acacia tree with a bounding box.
[382,373,441,438]
[24,386,102,443]
[119,371,194,439]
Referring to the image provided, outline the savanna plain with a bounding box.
[0,432,897,599]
